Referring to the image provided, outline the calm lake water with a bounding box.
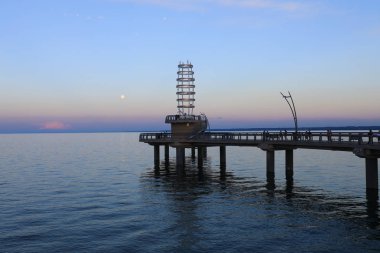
[0,132,379,252]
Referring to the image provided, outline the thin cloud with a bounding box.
[40,121,71,130]
[113,0,308,12]
[111,0,205,11]
[219,0,304,11]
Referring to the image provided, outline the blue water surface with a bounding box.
[0,133,379,252]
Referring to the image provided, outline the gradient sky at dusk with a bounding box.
[1,0,379,133]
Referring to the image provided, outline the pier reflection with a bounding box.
[285,179,294,199]
[366,189,379,229]
[266,175,276,190]
[142,158,379,237]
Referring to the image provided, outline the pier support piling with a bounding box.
[198,147,204,168]
[191,147,196,159]
[365,158,378,190]
[203,147,207,158]
[220,146,226,168]
[176,147,185,170]
[164,144,169,162]
[154,145,160,168]
[266,150,275,178]
[285,149,294,180]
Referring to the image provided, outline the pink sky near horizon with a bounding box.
[1,113,379,133]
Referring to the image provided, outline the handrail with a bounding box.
[165,114,208,122]
[139,131,380,146]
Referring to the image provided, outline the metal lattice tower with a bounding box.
[176,61,195,116]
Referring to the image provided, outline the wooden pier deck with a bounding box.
[139,131,380,192]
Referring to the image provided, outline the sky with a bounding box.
[0,0,379,133]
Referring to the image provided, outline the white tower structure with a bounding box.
[176,62,195,116]
[165,61,208,139]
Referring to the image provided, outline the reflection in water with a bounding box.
[367,189,379,229]
[285,179,294,199]
[266,175,276,192]
[147,159,217,250]
[143,157,379,237]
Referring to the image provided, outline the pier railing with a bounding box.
[140,131,380,146]
[165,114,207,123]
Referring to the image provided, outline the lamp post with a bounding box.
[281,91,298,133]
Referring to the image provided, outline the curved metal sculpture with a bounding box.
[281,91,298,133]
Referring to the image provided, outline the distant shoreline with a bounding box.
[208,126,380,132]
[1,126,380,134]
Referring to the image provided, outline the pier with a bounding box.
[140,131,380,192]
[139,61,380,196]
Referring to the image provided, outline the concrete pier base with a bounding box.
[154,145,160,168]
[285,149,294,180]
[266,150,275,178]
[365,158,378,190]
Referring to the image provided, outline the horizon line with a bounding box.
[1,125,380,135]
